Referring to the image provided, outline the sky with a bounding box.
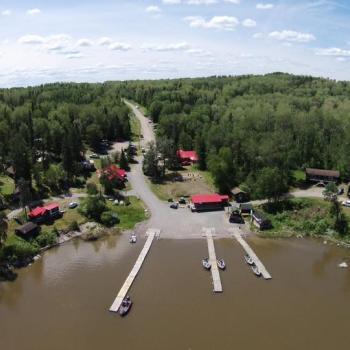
[0,0,350,87]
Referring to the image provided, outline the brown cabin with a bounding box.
[15,222,40,238]
[305,168,340,184]
[231,187,250,203]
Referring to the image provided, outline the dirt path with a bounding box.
[123,101,232,239]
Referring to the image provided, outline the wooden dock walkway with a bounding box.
[204,227,223,293]
[232,231,272,280]
[109,228,160,312]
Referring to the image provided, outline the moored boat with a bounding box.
[129,233,137,243]
[202,257,211,270]
[244,254,254,265]
[119,296,132,316]
[217,258,226,270]
[251,265,261,277]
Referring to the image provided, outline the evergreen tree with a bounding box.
[119,150,129,171]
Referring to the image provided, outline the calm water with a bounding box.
[1,235,350,350]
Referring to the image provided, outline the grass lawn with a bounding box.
[292,169,306,183]
[149,166,216,201]
[107,196,147,230]
[130,111,141,144]
[0,175,15,196]
[41,208,87,232]
[258,197,350,243]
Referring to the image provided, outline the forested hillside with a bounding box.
[118,74,350,193]
[1,74,350,198]
[0,83,130,195]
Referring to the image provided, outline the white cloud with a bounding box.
[27,8,41,16]
[269,30,316,43]
[253,32,263,39]
[98,37,113,46]
[18,35,45,44]
[162,0,239,4]
[256,3,274,10]
[66,53,84,59]
[76,39,94,47]
[184,16,239,30]
[142,42,190,51]
[187,0,218,4]
[146,5,162,13]
[242,19,257,28]
[1,9,12,16]
[315,47,350,57]
[162,0,182,3]
[109,42,132,51]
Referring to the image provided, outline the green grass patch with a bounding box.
[292,169,306,182]
[0,175,15,196]
[107,196,147,230]
[258,197,346,239]
[148,166,216,202]
[41,208,87,232]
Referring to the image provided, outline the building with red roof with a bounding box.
[97,165,127,182]
[29,203,61,222]
[190,194,229,212]
[177,150,198,165]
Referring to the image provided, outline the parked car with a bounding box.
[89,153,100,159]
[342,200,350,207]
[68,202,78,209]
[170,203,179,209]
[179,197,186,205]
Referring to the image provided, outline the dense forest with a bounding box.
[1,74,350,198]
[117,73,350,194]
[0,83,130,196]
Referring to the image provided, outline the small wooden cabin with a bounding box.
[231,187,250,203]
[251,211,272,230]
[15,222,40,238]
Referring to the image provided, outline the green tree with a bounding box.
[119,150,129,171]
[0,210,8,249]
[79,196,107,221]
[255,167,289,202]
[323,182,338,201]
[330,200,348,236]
[143,142,160,179]
[86,124,102,149]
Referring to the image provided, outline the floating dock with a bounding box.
[109,228,159,312]
[232,230,272,280]
[204,227,223,293]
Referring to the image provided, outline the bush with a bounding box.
[3,236,39,261]
[79,195,107,221]
[69,220,80,232]
[100,211,120,227]
[35,230,58,248]
[86,182,98,195]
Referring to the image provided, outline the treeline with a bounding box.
[117,74,350,194]
[0,83,131,194]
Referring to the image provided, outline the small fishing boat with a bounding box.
[119,296,132,316]
[244,254,254,265]
[202,257,211,270]
[251,265,261,277]
[217,258,226,270]
[129,233,137,243]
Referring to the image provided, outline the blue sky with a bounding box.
[0,0,350,87]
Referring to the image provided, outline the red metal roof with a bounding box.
[29,203,59,218]
[44,203,59,211]
[98,165,127,181]
[177,150,198,162]
[191,194,229,204]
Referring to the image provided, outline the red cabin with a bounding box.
[190,194,229,212]
[29,203,61,222]
[177,150,198,165]
[97,165,127,182]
